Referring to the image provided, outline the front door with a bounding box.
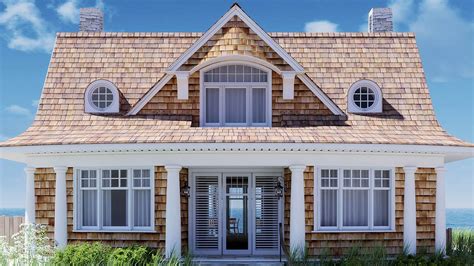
[191,170,282,256]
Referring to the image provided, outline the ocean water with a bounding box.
[1,208,473,229]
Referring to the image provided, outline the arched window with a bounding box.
[201,64,271,126]
[347,80,382,113]
[85,80,120,114]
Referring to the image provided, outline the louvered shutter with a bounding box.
[254,176,280,252]
[194,176,220,253]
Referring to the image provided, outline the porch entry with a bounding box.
[190,170,283,256]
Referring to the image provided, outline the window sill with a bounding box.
[312,229,395,233]
[73,229,156,233]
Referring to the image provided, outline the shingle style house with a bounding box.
[1,4,472,260]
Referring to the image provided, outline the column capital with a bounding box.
[24,167,36,175]
[435,167,446,174]
[53,166,68,174]
[403,166,417,174]
[165,165,182,172]
[289,165,306,173]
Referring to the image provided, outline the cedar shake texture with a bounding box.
[284,166,435,256]
[1,31,472,147]
[35,166,189,250]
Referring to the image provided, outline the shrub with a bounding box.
[51,242,110,265]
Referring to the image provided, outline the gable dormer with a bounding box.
[130,4,344,127]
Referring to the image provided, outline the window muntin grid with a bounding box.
[91,87,114,110]
[204,65,267,83]
[317,168,394,231]
[353,87,375,109]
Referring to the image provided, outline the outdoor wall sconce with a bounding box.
[181,182,191,198]
[274,180,284,199]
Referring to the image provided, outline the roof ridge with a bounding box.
[56,32,415,38]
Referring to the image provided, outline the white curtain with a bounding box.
[206,88,219,123]
[252,88,266,123]
[82,190,97,226]
[102,190,112,226]
[225,88,246,123]
[320,190,337,227]
[134,190,151,227]
[373,190,389,226]
[343,190,368,226]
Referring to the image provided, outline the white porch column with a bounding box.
[403,166,417,255]
[165,165,182,258]
[54,166,68,248]
[24,167,36,224]
[289,165,306,252]
[435,167,446,253]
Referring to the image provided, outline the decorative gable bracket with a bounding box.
[282,72,296,100]
[175,71,189,100]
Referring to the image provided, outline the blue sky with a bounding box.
[0,0,473,208]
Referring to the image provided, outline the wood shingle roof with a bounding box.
[0,31,471,148]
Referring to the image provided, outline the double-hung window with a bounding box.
[316,168,394,231]
[201,64,271,127]
[76,168,154,231]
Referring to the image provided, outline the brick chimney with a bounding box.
[79,8,103,32]
[368,8,393,32]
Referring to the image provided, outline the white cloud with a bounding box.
[0,0,55,52]
[389,0,415,26]
[56,0,79,24]
[5,104,32,117]
[389,0,474,82]
[304,20,339,32]
[56,0,106,24]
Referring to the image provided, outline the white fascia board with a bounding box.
[127,74,173,115]
[1,143,472,163]
[7,150,447,169]
[297,74,345,116]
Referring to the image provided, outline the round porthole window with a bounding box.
[91,87,114,109]
[348,80,382,113]
[85,80,120,113]
[353,86,376,110]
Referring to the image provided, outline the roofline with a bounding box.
[55,32,416,38]
[1,143,472,163]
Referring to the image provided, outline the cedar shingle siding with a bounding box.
[35,167,188,249]
[283,166,436,256]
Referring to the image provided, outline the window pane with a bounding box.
[82,190,97,227]
[103,190,128,227]
[225,88,246,123]
[206,88,219,123]
[321,190,337,227]
[252,88,266,123]
[134,190,151,227]
[343,190,368,227]
[374,190,390,226]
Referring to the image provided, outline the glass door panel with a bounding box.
[224,175,250,254]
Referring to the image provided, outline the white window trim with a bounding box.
[313,167,395,232]
[199,62,272,127]
[84,80,120,114]
[347,79,382,113]
[73,167,155,233]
